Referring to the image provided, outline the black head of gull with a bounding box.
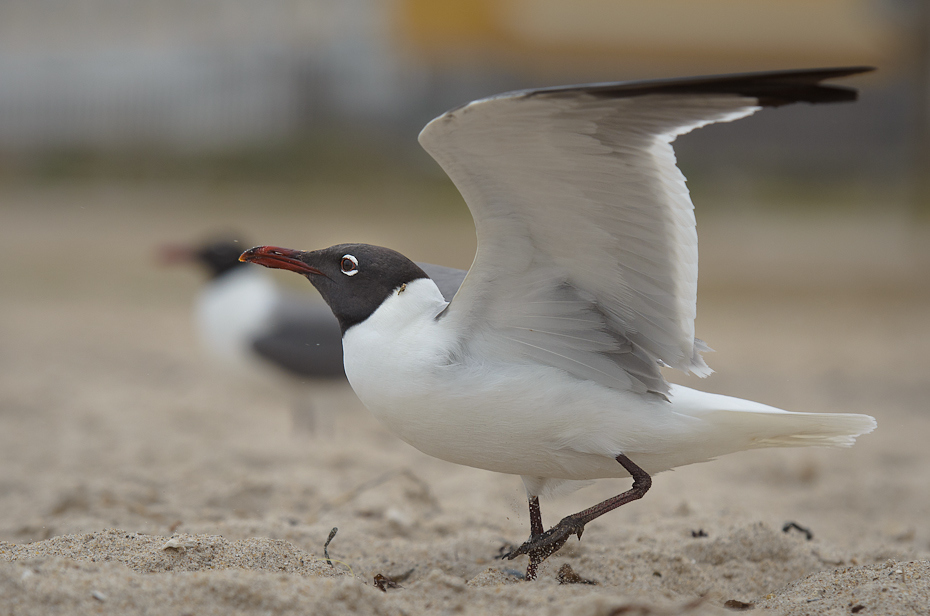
[160,238,248,279]
[194,239,250,279]
[240,243,429,334]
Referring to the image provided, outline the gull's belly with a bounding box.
[344,346,670,480]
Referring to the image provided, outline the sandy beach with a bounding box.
[1,182,929,615]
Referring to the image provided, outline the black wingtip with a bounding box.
[526,66,876,107]
[691,66,876,107]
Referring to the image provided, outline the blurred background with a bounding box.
[0,0,921,191]
[1,0,929,565]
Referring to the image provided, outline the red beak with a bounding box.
[239,246,325,276]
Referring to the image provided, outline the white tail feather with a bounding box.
[666,385,877,464]
[702,409,877,449]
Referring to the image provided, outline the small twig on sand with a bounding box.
[782,521,813,540]
[323,527,338,567]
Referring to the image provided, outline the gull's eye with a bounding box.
[340,254,359,276]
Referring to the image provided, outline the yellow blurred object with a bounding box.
[396,0,893,75]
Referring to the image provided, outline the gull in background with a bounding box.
[162,237,465,379]
[240,68,877,580]
[161,238,346,379]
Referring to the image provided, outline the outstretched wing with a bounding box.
[420,68,870,394]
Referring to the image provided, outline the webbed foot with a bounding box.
[500,516,586,580]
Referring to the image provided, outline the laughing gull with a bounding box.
[161,238,345,379]
[240,68,877,580]
[162,238,465,380]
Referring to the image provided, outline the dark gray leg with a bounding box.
[526,496,544,580]
[504,453,651,580]
[528,495,544,537]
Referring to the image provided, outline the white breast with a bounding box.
[196,267,279,368]
[341,277,454,409]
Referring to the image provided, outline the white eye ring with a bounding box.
[340,254,359,276]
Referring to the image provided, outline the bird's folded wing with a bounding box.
[251,294,345,378]
[419,68,868,394]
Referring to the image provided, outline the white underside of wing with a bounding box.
[421,93,760,393]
